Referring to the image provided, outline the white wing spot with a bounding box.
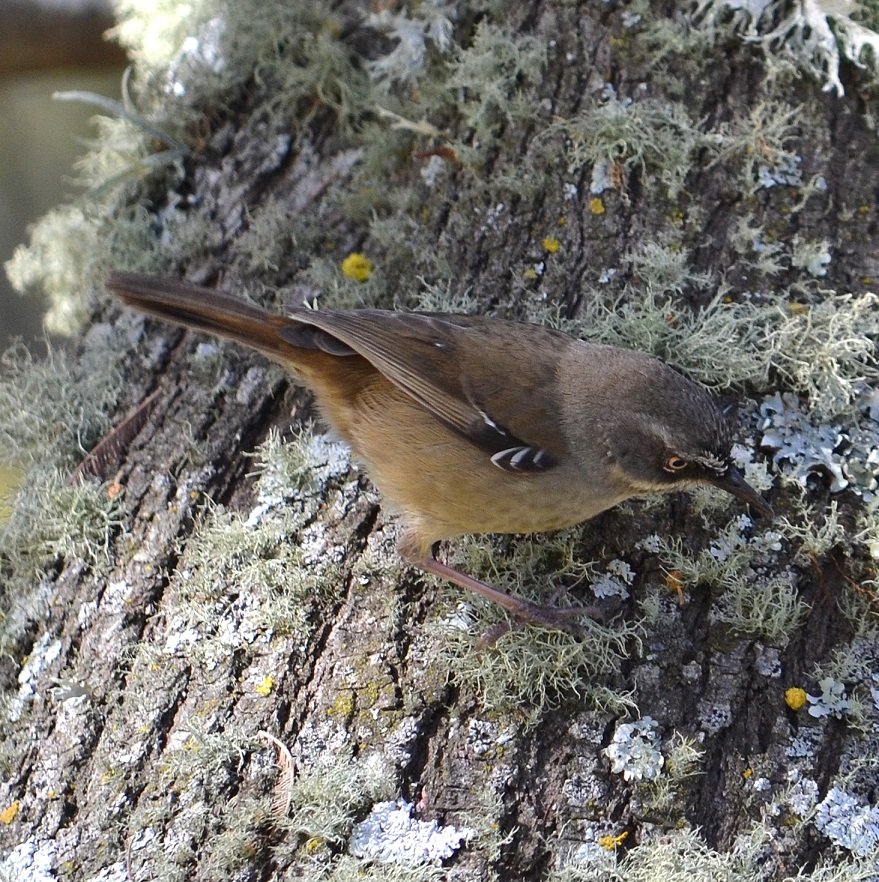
[490,445,553,472]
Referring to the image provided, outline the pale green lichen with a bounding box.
[643,731,705,815]
[652,514,811,645]
[444,20,546,141]
[2,472,124,575]
[0,338,127,655]
[5,104,176,334]
[689,0,879,96]
[274,749,395,849]
[58,109,186,196]
[233,197,314,280]
[434,532,641,717]
[855,500,879,560]
[712,571,810,645]
[5,203,155,335]
[547,95,716,200]
[0,340,120,468]
[110,0,208,70]
[561,285,879,421]
[299,858,445,882]
[166,500,336,648]
[778,499,848,563]
[3,2,878,876]
[548,821,879,881]
[714,98,809,197]
[247,424,322,501]
[114,0,369,128]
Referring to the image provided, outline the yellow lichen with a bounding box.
[341,252,374,282]
[255,676,275,697]
[785,686,807,711]
[599,830,629,850]
[0,801,20,824]
[328,691,355,718]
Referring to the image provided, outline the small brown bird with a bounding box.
[107,272,771,630]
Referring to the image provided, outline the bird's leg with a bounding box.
[397,532,601,636]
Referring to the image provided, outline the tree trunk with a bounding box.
[2,2,879,880]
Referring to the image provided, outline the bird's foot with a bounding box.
[404,549,604,646]
[475,593,604,648]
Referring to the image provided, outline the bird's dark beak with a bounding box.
[709,465,774,518]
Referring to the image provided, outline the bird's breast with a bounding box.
[306,368,628,545]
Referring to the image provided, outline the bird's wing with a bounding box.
[280,309,573,471]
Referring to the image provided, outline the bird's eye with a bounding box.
[664,455,688,472]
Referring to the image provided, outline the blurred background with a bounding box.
[1,0,126,349]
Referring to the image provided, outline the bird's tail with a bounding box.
[107,271,308,362]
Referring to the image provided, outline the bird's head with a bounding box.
[601,367,772,517]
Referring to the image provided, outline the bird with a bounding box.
[106,271,772,632]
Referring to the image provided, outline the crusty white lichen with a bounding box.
[349,799,474,864]
[760,390,879,498]
[814,786,879,856]
[604,717,664,782]
[807,677,854,719]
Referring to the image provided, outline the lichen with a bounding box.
[547,94,715,200]
[434,532,642,717]
[760,391,879,498]
[689,0,879,96]
[808,677,854,720]
[365,4,456,84]
[443,20,546,141]
[349,799,474,864]
[604,717,664,782]
[814,786,879,856]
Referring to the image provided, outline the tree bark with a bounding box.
[2,2,879,880]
